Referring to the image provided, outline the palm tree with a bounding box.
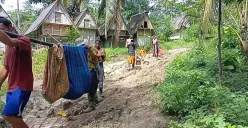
[201,0,248,82]
[201,0,223,82]
[99,0,123,47]
[114,0,121,47]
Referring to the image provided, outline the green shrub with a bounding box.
[158,33,248,127]
[160,40,196,50]
[104,47,127,61]
[183,24,200,42]
[170,112,248,128]
[32,49,47,77]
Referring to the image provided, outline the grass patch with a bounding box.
[104,47,127,62]
[32,50,47,77]
[160,40,196,50]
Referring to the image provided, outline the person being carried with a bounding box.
[95,41,105,99]
[127,39,136,70]
[139,46,146,61]
[0,17,33,128]
[82,41,102,113]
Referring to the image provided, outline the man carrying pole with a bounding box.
[77,40,102,113]
[0,17,33,128]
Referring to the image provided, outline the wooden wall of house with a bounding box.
[78,13,97,29]
[35,24,70,46]
[104,36,128,47]
[136,29,154,45]
[137,29,154,37]
[137,36,152,46]
[78,29,96,46]
[138,15,154,30]
[108,30,128,37]
[44,4,71,25]
[41,23,70,36]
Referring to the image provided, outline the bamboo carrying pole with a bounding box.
[4,31,54,47]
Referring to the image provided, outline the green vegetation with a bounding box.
[104,47,127,62]
[32,50,47,77]
[160,40,196,50]
[158,28,248,127]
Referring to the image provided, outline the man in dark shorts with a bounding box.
[95,41,105,98]
[82,41,102,113]
[0,17,33,128]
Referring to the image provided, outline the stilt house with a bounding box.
[129,12,155,45]
[25,0,74,47]
[74,8,98,46]
[99,14,131,47]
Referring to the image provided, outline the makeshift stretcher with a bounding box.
[5,31,91,103]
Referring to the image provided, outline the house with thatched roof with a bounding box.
[25,0,74,45]
[74,8,98,46]
[129,12,155,46]
[170,14,190,40]
[99,14,131,47]
[0,5,22,34]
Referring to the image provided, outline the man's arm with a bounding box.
[102,50,106,62]
[84,43,101,57]
[89,47,101,57]
[0,30,18,47]
[0,67,8,89]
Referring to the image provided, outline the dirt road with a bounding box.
[21,48,188,128]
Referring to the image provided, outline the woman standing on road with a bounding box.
[152,36,159,57]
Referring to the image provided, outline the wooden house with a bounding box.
[74,8,98,46]
[24,0,74,46]
[0,5,22,34]
[170,14,190,40]
[99,14,131,47]
[129,12,155,45]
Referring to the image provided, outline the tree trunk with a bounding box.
[217,0,222,83]
[114,0,121,47]
[17,0,20,28]
[240,0,248,57]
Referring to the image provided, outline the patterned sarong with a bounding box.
[42,46,70,104]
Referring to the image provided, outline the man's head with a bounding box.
[95,40,101,49]
[0,17,13,32]
[130,39,134,45]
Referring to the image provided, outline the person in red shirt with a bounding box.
[0,17,33,128]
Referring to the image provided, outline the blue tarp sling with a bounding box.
[63,45,90,100]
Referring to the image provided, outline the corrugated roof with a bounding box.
[0,6,22,34]
[24,0,73,35]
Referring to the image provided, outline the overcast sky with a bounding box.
[1,0,43,11]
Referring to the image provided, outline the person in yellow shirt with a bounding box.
[139,46,146,60]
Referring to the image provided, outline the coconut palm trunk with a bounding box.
[239,0,248,56]
[114,0,121,47]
